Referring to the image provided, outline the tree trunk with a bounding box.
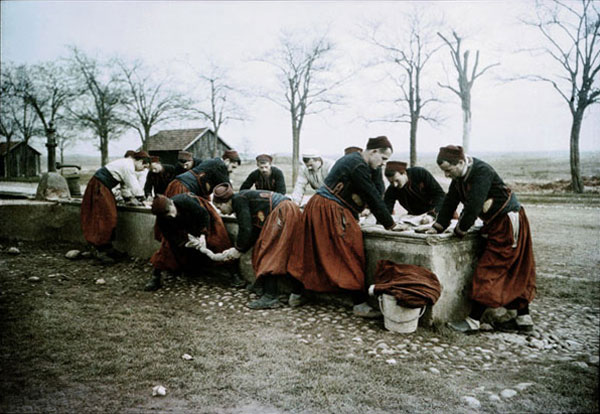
[100,135,109,166]
[4,134,12,177]
[142,127,150,152]
[462,108,472,153]
[409,116,418,167]
[213,130,219,158]
[569,111,584,193]
[292,126,300,185]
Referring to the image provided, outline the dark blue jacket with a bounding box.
[316,152,395,229]
[176,158,230,198]
[435,157,520,233]
[384,167,445,216]
[240,166,286,194]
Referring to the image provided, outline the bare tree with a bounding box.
[187,63,244,158]
[18,62,78,171]
[0,66,18,176]
[0,63,45,174]
[117,59,190,152]
[366,9,443,166]
[68,48,128,166]
[261,31,345,184]
[522,0,599,193]
[438,31,499,153]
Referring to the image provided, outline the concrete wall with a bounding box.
[0,199,482,325]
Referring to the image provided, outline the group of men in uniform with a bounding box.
[80,138,536,334]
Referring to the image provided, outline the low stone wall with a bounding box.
[0,199,482,325]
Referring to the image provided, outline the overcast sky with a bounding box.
[2,0,599,159]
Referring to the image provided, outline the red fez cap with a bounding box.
[256,154,273,163]
[133,150,150,160]
[151,195,171,215]
[124,150,135,158]
[437,145,465,164]
[222,150,241,165]
[344,146,363,155]
[213,182,234,203]
[385,161,408,176]
[366,136,393,151]
[178,151,193,162]
[150,155,160,163]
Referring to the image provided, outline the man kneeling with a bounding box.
[212,183,304,309]
[147,193,234,290]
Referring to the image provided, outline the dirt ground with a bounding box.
[0,198,599,413]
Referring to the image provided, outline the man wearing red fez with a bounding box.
[383,160,446,223]
[144,155,177,199]
[175,150,202,176]
[288,136,406,317]
[426,145,536,333]
[146,193,230,290]
[80,151,149,264]
[240,154,286,195]
[211,183,304,309]
[344,146,362,155]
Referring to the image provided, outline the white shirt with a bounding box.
[105,158,144,198]
[291,158,334,204]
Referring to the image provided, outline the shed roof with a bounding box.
[146,128,212,151]
[0,141,41,156]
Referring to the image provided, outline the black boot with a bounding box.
[247,276,281,309]
[93,245,115,265]
[230,271,246,288]
[144,269,162,291]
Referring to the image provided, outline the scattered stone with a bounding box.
[152,385,167,397]
[515,382,534,391]
[489,394,501,402]
[461,396,481,409]
[432,347,444,353]
[181,353,193,361]
[65,250,81,260]
[95,278,106,285]
[500,389,517,399]
[28,276,41,282]
[428,367,440,375]
[529,339,544,349]
[480,323,494,331]
[572,361,588,369]
[386,359,397,365]
[352,337,363,343]
[81,251,92,259]
[8,247,20,255]
[589,355,599,365]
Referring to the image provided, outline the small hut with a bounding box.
[0,141,41,178]
[145,128,232,165]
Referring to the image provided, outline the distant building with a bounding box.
[0,141,41,178]
[145,128,232,165]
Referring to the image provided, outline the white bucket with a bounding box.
[378,293,425,333]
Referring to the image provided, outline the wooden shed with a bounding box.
[0,141,41,178]
[145,128,232,166]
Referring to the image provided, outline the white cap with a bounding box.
[301,148,320,159]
